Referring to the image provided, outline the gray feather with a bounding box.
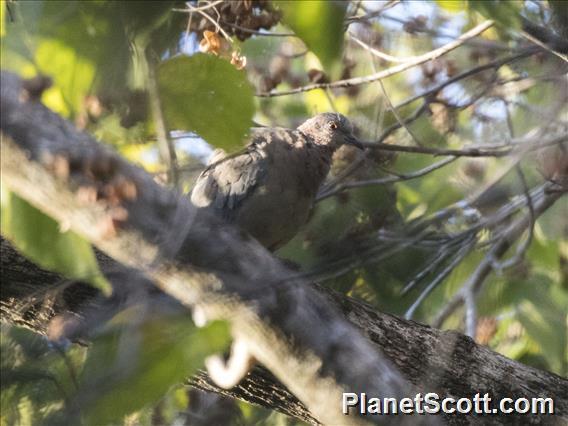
[189,114,360,250]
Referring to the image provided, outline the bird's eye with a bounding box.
[328,121,338,130]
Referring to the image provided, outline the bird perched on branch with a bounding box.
[190,113,363,250]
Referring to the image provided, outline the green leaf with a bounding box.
[78,312,230,425]
[1,325,87,424]
[468,0,522,31]
[436,1,466,13]
[7,327,53,361]
[409,115,446,147]
[1,0,6,38]
[35,38,96,116]
[158,54,255,151]
[277,1,347,70]
[0,189,112,295]
[2,1,183,116]
[2,1,127,113]
[517,300,566,374]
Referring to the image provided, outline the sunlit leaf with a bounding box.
[1,0,6,38]
[35,39,96,116]
[158,54,255,151]
[437,1,466,13]
[277,1,347,70]
[0,190,111,295]
[1,1,182,117]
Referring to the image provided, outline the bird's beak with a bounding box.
[345,133,364,150]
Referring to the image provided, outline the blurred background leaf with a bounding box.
[468,0,522,31]
[158,54,255,151]
[76,313,229,425]
[0,189,111,295]
[277,0,347,72]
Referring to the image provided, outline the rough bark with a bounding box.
[2,239,567,425]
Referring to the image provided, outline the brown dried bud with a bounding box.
[258,75,278,93]
[110,206,129,222]
[52,155,70,180]
[475,317,498,346]
[22,75,53,101]
[445,60,459,78]
[308,69,329,84]
[76,185,98,204]
[117,179,138,201]
[269,55,290,81]
[403,15,427,34]
[97,216,118,239]
[199,30,229,56]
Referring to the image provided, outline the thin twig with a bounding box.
[369,66,497,155]
[361,133,567,158]
[401,249,449,295]
[376,102,430,145]
[391,49,536,112]
[257,20,495,97]
[432,182,564,328]
[173,1,224,14]
[487,104,536,271]
[147,55,179,187]
[222,21,297,37]
[182,1,233,42]
[464,290,477,338]
[349,32,422,63]
[378,78,423,145]
[317,156,456,201]
[404,241,474,320]
[288,227,437,284]
[345,0,401,24]
[490,166,536,272]
[522,31,568,62]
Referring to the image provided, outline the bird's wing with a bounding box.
[190,129,271,221]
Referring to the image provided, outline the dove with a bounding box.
[190,113,363,250]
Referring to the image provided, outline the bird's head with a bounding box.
[297,113,363,150]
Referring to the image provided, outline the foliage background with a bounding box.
[1,1,566,425]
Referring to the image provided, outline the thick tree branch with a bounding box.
[2,238,567,424]
[1,71,408,426]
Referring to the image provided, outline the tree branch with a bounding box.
[317,156,457,201]
[432,183,566,329]
[1,71,408,426]
[2,238,567,424]
[361,133,567,158]
[257,21,495,97]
